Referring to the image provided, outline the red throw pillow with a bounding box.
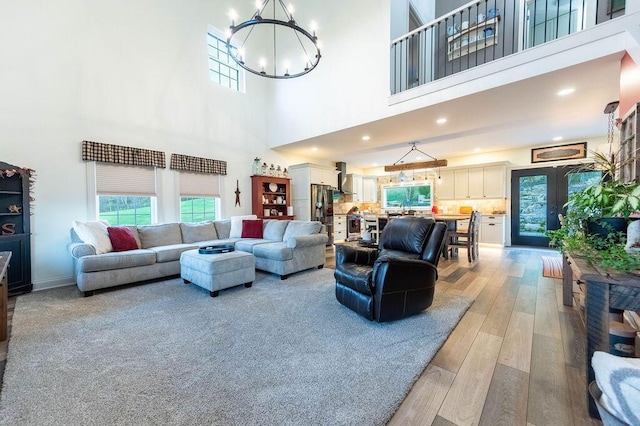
[107,226,139,252]
[241,219,264,238]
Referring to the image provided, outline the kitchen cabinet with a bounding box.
[451,165,506,200]
[333,214,347,242]
[454,168,483,199]
[482,166,506,198]
[309,167,338,186]
[344,174,363,202]
[362,177,378,202]
[435,169,455,200]
[0,161,32,296]
[250,175,293,220]
[480,215,505,245]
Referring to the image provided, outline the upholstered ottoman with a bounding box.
[180,249,255,297]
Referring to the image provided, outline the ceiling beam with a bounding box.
[384,159,448,172]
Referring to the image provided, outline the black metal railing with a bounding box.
[390,0,623,95]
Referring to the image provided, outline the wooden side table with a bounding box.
[564,254,640,418]
[0,251,11,341]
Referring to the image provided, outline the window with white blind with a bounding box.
[179,172,220,222]
[96,163,158,225]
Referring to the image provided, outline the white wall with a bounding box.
[268,0,392,147]
[0,0,311,289]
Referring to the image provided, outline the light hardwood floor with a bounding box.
[0,246,601,425]
[327,245,601,426]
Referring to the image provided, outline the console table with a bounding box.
[562,254,640,418]
[0,251,11,341]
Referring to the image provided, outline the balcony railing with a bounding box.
[390,0,625,95]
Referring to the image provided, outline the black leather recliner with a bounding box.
[334,217,448,322]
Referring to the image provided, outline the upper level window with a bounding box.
[208,27,244,92]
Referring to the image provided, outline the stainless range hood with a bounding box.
[336,162,354,194]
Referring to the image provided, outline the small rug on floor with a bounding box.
[541,255,563,278]
[0,268,472,426]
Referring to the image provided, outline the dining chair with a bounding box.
[363,213,380,242]
[447,211,481,262]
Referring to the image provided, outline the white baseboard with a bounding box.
[32,277,75,292]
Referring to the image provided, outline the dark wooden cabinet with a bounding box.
[251,175,294,220]
[0,161,32,296]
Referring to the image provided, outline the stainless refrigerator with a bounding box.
[310,184,335,245]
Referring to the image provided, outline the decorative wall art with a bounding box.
[531,142,587,164]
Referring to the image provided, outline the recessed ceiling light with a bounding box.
[474,148,481,153]
[311,147,318,152]
[553,136,563,141]
[372,163,378,166]
[436,118,447,124]
[362,135,370,141]
[557,88,575,96]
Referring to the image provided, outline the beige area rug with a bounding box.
[541,255,563,278]
[0,268,472,426]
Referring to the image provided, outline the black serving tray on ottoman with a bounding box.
[198,244,235,254]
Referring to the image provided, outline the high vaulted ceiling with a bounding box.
[274,54,623,170]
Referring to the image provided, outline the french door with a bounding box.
[511,166,600,247]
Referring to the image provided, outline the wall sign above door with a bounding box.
[531,142,587,163]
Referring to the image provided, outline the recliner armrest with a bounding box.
[372,255,438,294]
[335,244,378,267]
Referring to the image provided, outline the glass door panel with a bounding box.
[511,166,601,247]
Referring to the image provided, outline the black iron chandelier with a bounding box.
[226,0,321,79]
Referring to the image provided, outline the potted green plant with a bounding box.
[547,148,640,273]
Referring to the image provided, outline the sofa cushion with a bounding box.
[197,238,241,247]
[263,219,289,241]
[235,239,272,253]
[107,226,139,252]
[241,219,264,238]
[72,220,113,254]
[252,242,294,261]
[148,243,199,263]
[138,223,182,248]
[214,220,231,239]
[229,215,258,238]
[282,220,322,241]
[77,249,156,273]
[180,221,217,243]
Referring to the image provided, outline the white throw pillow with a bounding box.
[229,215,257,238]
[72,220,113,254]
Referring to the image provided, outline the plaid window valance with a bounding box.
[170,153,227,175]
[82,140,166,168]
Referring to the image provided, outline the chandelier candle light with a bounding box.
[226,0,321,79]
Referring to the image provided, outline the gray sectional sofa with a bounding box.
[68,219,328,296]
